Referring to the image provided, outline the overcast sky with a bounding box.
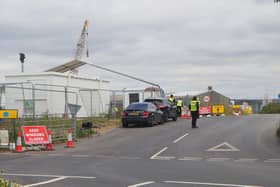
[0,0,279,99]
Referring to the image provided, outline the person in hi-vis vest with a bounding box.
[188,96,200,128]
[176,98,183,117]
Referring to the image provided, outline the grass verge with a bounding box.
[276,124,280,138]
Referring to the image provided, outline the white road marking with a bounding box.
[0,173,96,179]
[128,181,155,187]
[207,142,240,152]
[25,176,67,187]
[264,159,280,163]
[173,133,189,143]
[164,180,262,187]
[1,173,96,187]
[48,153,65,157]
[150,147,168,159]
[119,156,141,160]
[151,156,176,160]
[207,158,231,162]
[235,158,258,162]
[72,154,90,158]
[178,157,203,161]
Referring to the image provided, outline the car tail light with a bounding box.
[121,111,127,117]
[142,111,150,116]
[159,104,165,109]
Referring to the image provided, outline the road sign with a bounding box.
[203,95,210,103]
[212,105,224,114]
[22,126,49,145]
[0,110,18,119]
[199,106,211,115]
[207,142,240,152]
[68,103,81,115]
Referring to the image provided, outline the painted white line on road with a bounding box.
[48,154,65,157]
[151,156,176,160]
[128,181,155,187]
[264,159,280,163]
[173,133,189,143]
[207,158,231,162]
[72,155,90,158]
[119,156,141,160]
[150,147,168,159]
[207,142,240,152]
[178,157,203,161]
[164,181,262,187]
[25,176,67,187]
[235,158,258,163]
[0,173,96,179]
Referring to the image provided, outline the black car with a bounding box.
[122,102,163,128]
[144,97,177,122]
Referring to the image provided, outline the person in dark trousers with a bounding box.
[189,96,200,128]
[176,98,183,117]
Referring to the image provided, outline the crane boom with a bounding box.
[74,20,89,60]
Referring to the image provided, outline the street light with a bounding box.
[19,53,26,73]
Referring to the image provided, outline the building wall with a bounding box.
[5,73,110,117]
[197,90,231,107]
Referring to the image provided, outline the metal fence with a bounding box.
[0,82,163,118]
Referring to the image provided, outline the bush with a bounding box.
[277,125,280,138]
[261,103,280,114]
[0,177,20,187]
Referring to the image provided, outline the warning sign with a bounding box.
[199,106,211,115]
[212,105,225,114]
[22,126,49,144]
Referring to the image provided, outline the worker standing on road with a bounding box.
[176,98,183,117]
[168,94,176,105]
[189,96,200,128]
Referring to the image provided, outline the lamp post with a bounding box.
[19,53,26,73]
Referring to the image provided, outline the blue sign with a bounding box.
[278,94,280,99]
[3,112,9,118]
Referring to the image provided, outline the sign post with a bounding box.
[0,109,18,144]
[68,103,81,141]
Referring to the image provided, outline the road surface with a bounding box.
[0,114,280,187]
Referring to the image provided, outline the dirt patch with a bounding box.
[98,119,121,135]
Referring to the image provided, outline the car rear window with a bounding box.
[144,99,163,105]
[126,103,148,110]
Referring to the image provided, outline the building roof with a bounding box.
[44,59,86,73]
[5,72,110,83]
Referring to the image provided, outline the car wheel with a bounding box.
[159,116,164,124]
[122,122,128,128]
[163,113,168,122]
[148,116,155,127]
[172,115,177,121]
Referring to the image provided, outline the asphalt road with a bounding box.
[1,114,280,187]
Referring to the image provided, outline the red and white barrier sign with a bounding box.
[22,126,49,144]
[199,106,211,115]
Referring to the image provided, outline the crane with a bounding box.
[45,20,89,73]
[75,19,89,60]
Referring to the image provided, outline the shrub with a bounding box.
[261,103,280,114]
[277,125,280,138]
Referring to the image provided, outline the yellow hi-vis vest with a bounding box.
[190,100,198,111]
[169,97,174,104]
[177,100,183,107]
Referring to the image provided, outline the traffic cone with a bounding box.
[15,130,23,153]
[65,128,74,148]
[45,129,53,151]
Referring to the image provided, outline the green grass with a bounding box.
[276,125,280,138]
[0,175,21,187]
